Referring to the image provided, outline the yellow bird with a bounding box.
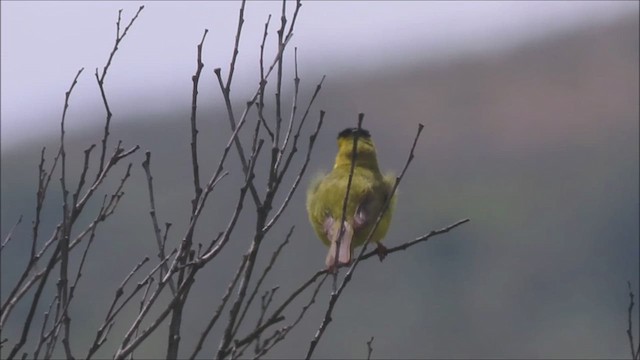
[306,127,396,270]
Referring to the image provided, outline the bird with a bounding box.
[306,127,396,271]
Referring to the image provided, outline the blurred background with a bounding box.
[1,1,638,359]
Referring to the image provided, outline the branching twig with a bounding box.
[263,109,325,233]
[114,141,263,360]
[256,14,274,141]
[366,336,375,360]
[214,0,301,208]
[130,277,154,360]
[216,140,269,359]
[4,67,83,360]
[188,28,209,213]
[250,273,328,359]
[86,255,152,359]
[188,254,249,360]
[95,6,144,179]
[278,47,300,162]
[141,151,176,294]
[32,294,57,359]
[233,227,294,337]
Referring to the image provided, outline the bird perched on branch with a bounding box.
[306,127,396,271]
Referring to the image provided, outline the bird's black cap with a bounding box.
[337,127,371,139]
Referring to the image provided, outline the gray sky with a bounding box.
[1,1,635,150]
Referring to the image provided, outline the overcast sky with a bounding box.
[1,1,636,150]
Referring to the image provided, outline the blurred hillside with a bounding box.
[2,13,638,359]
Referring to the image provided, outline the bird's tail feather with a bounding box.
[325,221,353,269]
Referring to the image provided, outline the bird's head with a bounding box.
[334,127,379,171]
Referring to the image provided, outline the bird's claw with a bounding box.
[375,242,388,262]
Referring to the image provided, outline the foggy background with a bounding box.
[1,1,638,359]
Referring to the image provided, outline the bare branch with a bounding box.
[232,269,328,352]
[366,336,374,360]
[200,140,263,262]
[32,146,62,258]
[96,5,144,178]
[1,215,22,252]
[6,245,61,360]
[0,227,59,328]
[86,256,151,359]
[115,140,263,360]
[216,140,270,359]
[273,0,288,147]
[32,294,57,359]
[250,273,328,359]
[360,218,470,261]
[188,29,209,215]
[72,144,97,207]
[141,151,176,295]
[627,281,639,360]
[114,267,198,360]
[130,277,154,360]
[257,14,274,141]
[263,109,324,233]
[332,114,364,283]
[225,0,246,91]
[233,227,294,337]
[188,255,249,360]
[213,0,298,208]
[4,67,83,360]
[277,47,300,162]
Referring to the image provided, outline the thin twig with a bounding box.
[274,75,325,185]
[250,273,329,359]
[257,14,274,141]
[627,281,639,360]
[233,227,294,337]
[366,336,374,360]
[276,47,300,167]
[213,0,301,208]
[86,256,152,359]
[273,0,288,148]
[32,294,58,359]
[141,151,176,294]
[263,109,324,233]
[188,255,249,360]
[232,270,328,351]
[95,6,144,179]
[335,114,363,284]
[188,28,209,214]
[130,277,154,360]
[115,141,263,360]
[216,139,269,359]
[72,144,97,207]
[1,215,23,252]
[5,67,83,360]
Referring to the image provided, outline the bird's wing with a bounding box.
[383,173,397,210]
[353,175,395,231]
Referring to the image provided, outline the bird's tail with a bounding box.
[325,221,354,269]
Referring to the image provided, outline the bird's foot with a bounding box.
[375,242,388,262]
[326,260,351,273]
[326,263,338,274]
